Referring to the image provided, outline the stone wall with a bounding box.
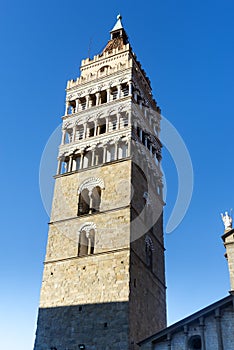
[140,302,234,350]
[34,301,129,350]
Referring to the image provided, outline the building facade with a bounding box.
[34,16,166,350]
[139,225,234,350]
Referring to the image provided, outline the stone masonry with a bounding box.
[34,15,166,350]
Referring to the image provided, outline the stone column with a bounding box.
[91,147,96,166]
[83,123,87,139]
[94,120,98,136]
[95,92,100,106]
[127,138,131,157]
[103,145,107,163]
[133,91,138,101]
[117,84,121,99]
[106,117,109,132]
[184,325,188,350]
[107,88,111,102]
[128,111,131,125]
[85,95,90,109]
[128,81,133,96]
[87,237,91,255]
[80,151,84,169]
[75,99,80,113]
[199,317,206,350]
[215,308,224,350]
[167,334,171,350]
[61,129,66,145]
[57,158,62,175]
[65,101,69,115]
[114,141,119,160]
[89,191,93,214]
[72,126,76,142]
[139,129,143,142]
[68,155,73,172]
[117,113,121,130]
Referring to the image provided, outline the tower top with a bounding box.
[110,14,128,41]
[110,14,124,32]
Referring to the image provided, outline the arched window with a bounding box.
[106,144,115,162]
[97,118,106,134]
[77,178,105,216]
[95,147,103,166]
[118,141,128,159]
[83,151,92,168]
[78,189,90,216]
[78,223,96,257]
[188,335,202,350]
[61,157,69,174]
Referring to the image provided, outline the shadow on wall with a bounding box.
[33,302,129,350]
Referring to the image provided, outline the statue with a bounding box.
[221,210,233,230]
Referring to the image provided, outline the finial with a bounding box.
[117,14,122,20]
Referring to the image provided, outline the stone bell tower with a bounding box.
[221,211,234,293]
[34,15,166,350]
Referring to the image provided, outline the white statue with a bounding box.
[221,211,232,230]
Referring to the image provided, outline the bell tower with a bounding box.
[34,15,166,350]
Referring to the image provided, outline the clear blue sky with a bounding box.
[1,1,234,349]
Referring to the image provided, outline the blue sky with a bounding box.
[1,1,234,349]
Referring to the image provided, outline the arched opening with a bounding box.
[92,186,101,213]
[78,230,88,256]
[100,90,107,104]
[110,114,117,130]
[97,118,106,135]
[83,151,92,168]
[78,189,90,216]
[110,86,118,100]
[106,144,115,162]
[121,83,129,96]
[95,147,104,165]
[79,97,86,110]
[61,157,69,174]
[188,335,202,350]
[65,129,73,144]
[76,125,84,140]
[118,141,128,159]
[72,155,81,171]
[87,121,95,137]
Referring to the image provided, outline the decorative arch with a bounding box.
[78,222,97,257]
[78,177,105,194]
[78,222,97,236]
